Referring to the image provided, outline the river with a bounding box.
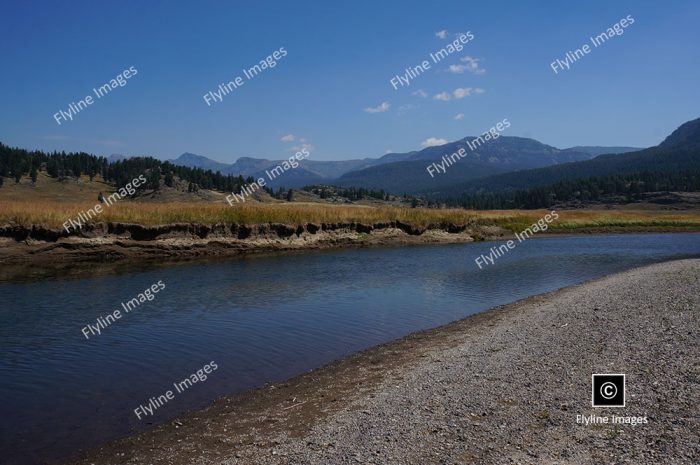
[1,233,699,464]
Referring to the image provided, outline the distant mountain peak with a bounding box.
[169,152,232,173]
[659,117,700,149]
[175,152,219,162]
[107,154,128,163]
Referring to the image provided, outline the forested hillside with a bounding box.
[431,118,700,203]
[439,170,700,209]
[0,142,253,194]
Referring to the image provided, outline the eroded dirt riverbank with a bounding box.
[0,221,506,267]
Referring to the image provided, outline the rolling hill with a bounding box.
[335,158,507,194]
[431,117,700,198]
[169,153,379,188]
[561,146,641,157]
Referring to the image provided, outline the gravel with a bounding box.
[227,259,700,465]
[67,259,700,465]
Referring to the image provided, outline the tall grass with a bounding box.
[1,200,699,232]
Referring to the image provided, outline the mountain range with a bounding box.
[7,118,696,210]
[163,140,641,192]
[434,117,700,198]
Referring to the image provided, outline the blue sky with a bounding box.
[1,0,698,162]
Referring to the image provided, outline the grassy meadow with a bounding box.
[2,173,699,234]
[1,199,700,233]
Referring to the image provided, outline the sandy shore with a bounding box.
[62,259,699,465]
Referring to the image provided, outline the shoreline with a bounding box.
[2,230,697,284]
[0,221,493,268]
[1,220,698,272]
[59,258,700,465]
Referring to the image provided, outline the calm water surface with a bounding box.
[1,233,699,464]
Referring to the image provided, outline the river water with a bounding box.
[1,233,699,464]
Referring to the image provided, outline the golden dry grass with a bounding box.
[484,209,700,232]
[1,200,699,233]
[0,172,112,202]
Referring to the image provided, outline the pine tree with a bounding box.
[149,167,161,190]
[164,171,174,187]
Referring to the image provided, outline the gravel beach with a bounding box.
[66,259,699,465]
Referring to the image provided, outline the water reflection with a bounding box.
[0,233,698,464]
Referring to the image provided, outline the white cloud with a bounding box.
[364,101,391,113]
[452,87,473,99]
[454,113,465,120]
[433,88,485,102]
[398,103,419,115]
[299,138,307,143]
[412,89,428,98]
[435,30,448,39]
[385,149,393,154]
[453,87,485,99]
[447,64,468,74]
[291,143,314,153]
[433,92,451,101]
[280,134,295,142]
[421,137,448,147]
[446,57,485,75]
[461,56,485,75]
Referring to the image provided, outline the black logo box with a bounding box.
[592,374,625,407]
